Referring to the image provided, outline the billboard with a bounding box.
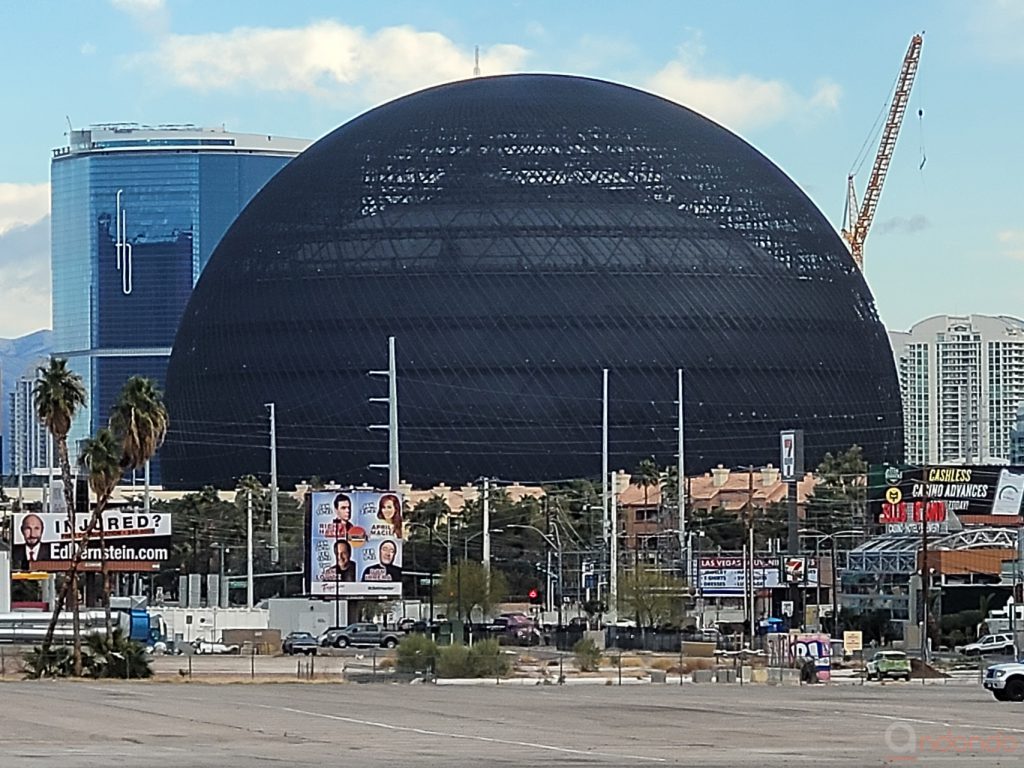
[307,490,404,598]
[698,556,819,596]
[12,511,171,572]
[871,464,1024,527]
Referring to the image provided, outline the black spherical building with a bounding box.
[163,74,903,489]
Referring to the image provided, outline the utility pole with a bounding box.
[544,495,553,614]
[920,467,930,664]
[266,402,279,564]
[1014,521,1024,658]
[602,368,609,563]
[609,471,618,621]
[744,467,755,632]
[246,489,254,609]
[369,336,400,490]
[831,536,839,636]
[677,369,686,576]
[482,477,491,573]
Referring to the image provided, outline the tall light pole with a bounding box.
[246,489,254,609]
[677,369,686,573]
[266,402,279,564]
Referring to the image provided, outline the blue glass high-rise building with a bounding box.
[51,124,310,479]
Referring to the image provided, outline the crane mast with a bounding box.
[842,33,923,270]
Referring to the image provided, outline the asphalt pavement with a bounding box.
[2,680,1023,766]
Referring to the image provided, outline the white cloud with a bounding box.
[0,217,51,337]
[644,45,840,131]
[132,21,529,103]
[0,182,50,235]
[997,229,1024,260]
[970,1,1024,61]
[110,0,164,13]
[81,42,97,56]
[110,0,168,36]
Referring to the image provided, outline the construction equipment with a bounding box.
[841,33,924,271]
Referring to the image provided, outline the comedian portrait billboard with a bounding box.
[307,491,404,598]
[12,511,171,572]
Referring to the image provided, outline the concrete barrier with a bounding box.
[716,668,737,683]
[693,669,715,683]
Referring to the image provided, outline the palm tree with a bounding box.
[631,458,662,565]
[109,376,168,473]
[107,377,167,633]
[79,428,123,636]
[33,358,87,673]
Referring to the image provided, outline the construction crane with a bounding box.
[841,33,924,271]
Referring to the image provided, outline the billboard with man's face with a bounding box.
[307,491,404,597]
[12,511,171,572]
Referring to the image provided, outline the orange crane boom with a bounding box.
[842,33,923,270]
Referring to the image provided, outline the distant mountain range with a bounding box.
[0,329,53,474]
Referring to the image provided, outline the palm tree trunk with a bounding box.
[54,435,84,675]
[39,497,110,669]
[71,572,81,676]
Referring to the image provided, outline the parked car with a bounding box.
[983,661,1024,701]
[865,650,911,681]
[191,640,241,655]
[488,613,541,646]
[325,622,401,649]
[957,633,1015,657]
[282,631,319,656]
[397,617,417,633]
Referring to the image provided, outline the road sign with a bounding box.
[843,631,863,653]
[418,576,440,586]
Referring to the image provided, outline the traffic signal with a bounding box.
[528,587,543,605]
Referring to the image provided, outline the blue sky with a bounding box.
[1,0,1021,337]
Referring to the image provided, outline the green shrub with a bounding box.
[436,644,473,678]
[573,637,602,672]
[23,646,73,679]
[434,639,510,678]
[396,634,438,673]
[83,629,153,679]
[468,639,509,678]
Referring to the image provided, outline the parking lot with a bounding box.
[2,680,1022,766]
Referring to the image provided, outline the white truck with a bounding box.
[982,662,1024,702]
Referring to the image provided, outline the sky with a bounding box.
[1,0,1021,338]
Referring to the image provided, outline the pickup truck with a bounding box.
[322,623,401,649]
[983,662,1024,701]
[191,640,241,655]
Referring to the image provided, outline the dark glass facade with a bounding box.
[51,128,307,479]
[164,75,904,489]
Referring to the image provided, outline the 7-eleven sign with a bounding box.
[780,429,804,483]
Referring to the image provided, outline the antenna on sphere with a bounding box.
[473,45,481,77]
